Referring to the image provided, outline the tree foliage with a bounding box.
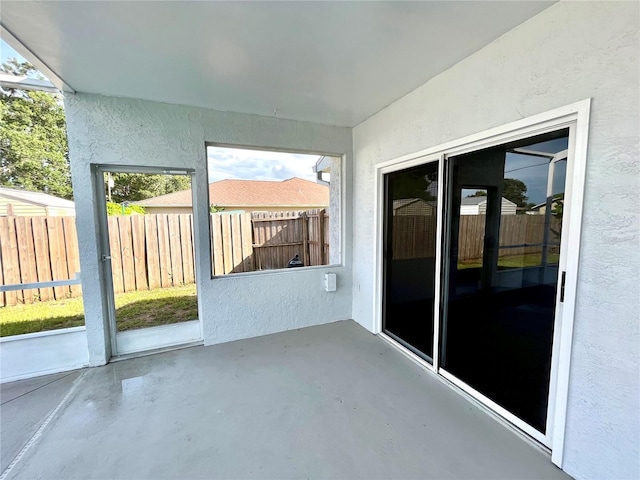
[0,59,72,198]
[390,170,437,202]
[468,190,487,197]
[107,173,191,203]
[106,201,146,216]
[1,59,191,204]
[502,178,528,208]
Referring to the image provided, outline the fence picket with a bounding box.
[180,214,194,284]
[0,217,20,305]
[168,215,184,285]
[108,216,124,294]
[145,215,161,289]
[118,216,136,292]
[15,217,39,303]
[211,214,224,276]
[221,214,233,274]
[156,215,172,288]
[46,217,69,299]
[62,216,82,297]
[240,213,254,272]
[130,215,148,290]
[0,219,4,307]
[31,217,54,301]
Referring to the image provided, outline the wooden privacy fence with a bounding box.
[107,214,196,294]
[0,210,331,306]
[392,214,556,260]
[1,211,554,306]
[0,216,80,307]
[210,209,329,275]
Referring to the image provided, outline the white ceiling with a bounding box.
[1,1,554,127]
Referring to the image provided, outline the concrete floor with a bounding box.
[0,320,571,479]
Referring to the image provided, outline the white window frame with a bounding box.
[372,99,591,468]
[203,143,345,278]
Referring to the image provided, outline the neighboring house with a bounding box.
[527,198,561,215]
[393,198,435,216]
[0,187,75,216]
[460,196,517,215]
[135,177,329,214]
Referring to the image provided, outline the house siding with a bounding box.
[352,2,638,479]
[0,197,46,216]
[0,195,75,216]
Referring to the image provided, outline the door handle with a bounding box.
[101,254,112,262]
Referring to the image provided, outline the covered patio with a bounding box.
[1,321,568,479]
[0,1,638,480]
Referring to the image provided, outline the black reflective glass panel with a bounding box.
[383,162,439,361]
[440,130,569,432]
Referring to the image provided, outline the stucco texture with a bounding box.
[64,94,352,363]
[351,2,639,479]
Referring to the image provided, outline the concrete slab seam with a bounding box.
[0,370,87,480]
[1,372,76,406]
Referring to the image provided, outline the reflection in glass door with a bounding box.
[383,161,439,361]
[440,130,569,436]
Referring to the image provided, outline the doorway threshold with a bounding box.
[110,339,204,363]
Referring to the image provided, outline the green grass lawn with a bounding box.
[0,284,198,337]
[457,252,560,270]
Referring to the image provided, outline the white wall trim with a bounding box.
[550,99,591,468]
[0,24,75,92]
[115,320,202,356]
[1,327,89,383]
[372,99,591,468]
[375,100,591,170]
[0,325,86,342]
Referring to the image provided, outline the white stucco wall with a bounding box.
[351,2,639,479]
[64,94,352,364]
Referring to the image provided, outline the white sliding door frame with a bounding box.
[372,99,591,468]
[377,154,444,370]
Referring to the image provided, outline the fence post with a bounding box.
[318,208,326,265]
[240,213,254,273]
[302,211,310,267]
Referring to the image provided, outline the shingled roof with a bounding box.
[136,177,329,208]
[0,187,75,208]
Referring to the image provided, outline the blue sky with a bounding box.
[504,137,568,204]
[207,146,320,183]
[1,39,25,64]
[462,137,568,205]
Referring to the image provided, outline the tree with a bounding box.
[106,173,191,203]
[467,190,487,197]
[391,170,437,201]
[502,178,528,208]
[106,201,146,216]
[1,59,190,204]
[0,59,72,198]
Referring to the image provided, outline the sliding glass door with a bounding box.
[382,160,439,361]
[440,130,569,437]
[381,128,571,444]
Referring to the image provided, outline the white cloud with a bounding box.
[207,146,321,183]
